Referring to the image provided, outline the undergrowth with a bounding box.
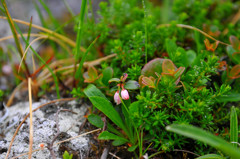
[1,0,240,158]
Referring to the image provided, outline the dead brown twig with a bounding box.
[28,78,33,159]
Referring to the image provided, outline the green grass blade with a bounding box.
[14,22,61,98]
[75,35,100,79]
[1,0,30,76]
[74,0,87,75]
[38,0,64,34]
[166,124,240,159]
[62,0,75,17]
[25,17,33,50]
[33,0,47,28]
[230,106,238,148]
[88,0,95,23]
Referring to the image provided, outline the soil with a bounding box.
[0,99,92,159]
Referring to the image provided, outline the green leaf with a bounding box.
[98,131,129,142]
[227,46,240,64]
[112,139,127,146]
[216,93,240,102]
[88,114,103,128]
[84,84,107,99]
[197,154,225,159]
[108,78,121,83]
[89,96,128,133]
[165,38,177,61]
[185,50,196,66]
[75,35,100,79]
[127,145,138,152]
[63,151,73,159]
[230,106,238,148]
[87,114,123,136]
[166,124,240,159]
[124,80,139,90]
[102,67,113,86]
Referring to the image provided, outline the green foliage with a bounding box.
[166,108,240,159]
[63,151,73,159]
[84,84,138,151]
[3,0,240,158]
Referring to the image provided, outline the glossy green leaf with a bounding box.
[112,139,127,146]
[230,106,238,148]
[216,93,240,102]
[102,67,113,86]
[84,84,107,99]
[98,131,128,142]
[63,151,73,159]
[186,50,196,66]
[124,80,140,90]
[166,124,240,159]
[87,114,123,136]
[165,38,177,61]
[89,96,127,133]
[127,145,138,152]
[108,78,121,83]
[227,46,240,64]
[197,154,225,159]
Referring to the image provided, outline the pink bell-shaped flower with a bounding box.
[121,89,129,100]
[114,91,121,105]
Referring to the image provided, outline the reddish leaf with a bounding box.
[217,61,227,71]
[229,36,240,50]
[204,39,219,52]
[30,55,54,78]
[141,76,155,88]
[228,65,240,79]
[162,59,175,74]
[141,58,164,78]
[88,66,98,80]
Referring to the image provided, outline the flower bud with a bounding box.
[121,89,129,100]
[114,91,121,105]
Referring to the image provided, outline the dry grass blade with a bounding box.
[28,78,33,159]
[109,152,122,159]
[37,54,117,85]
[0,16,79,48]
[0,33,72,54]
[6,82,25,107]
[157,23,230,46]
[18,36,48,73]
[4,97,76,159]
